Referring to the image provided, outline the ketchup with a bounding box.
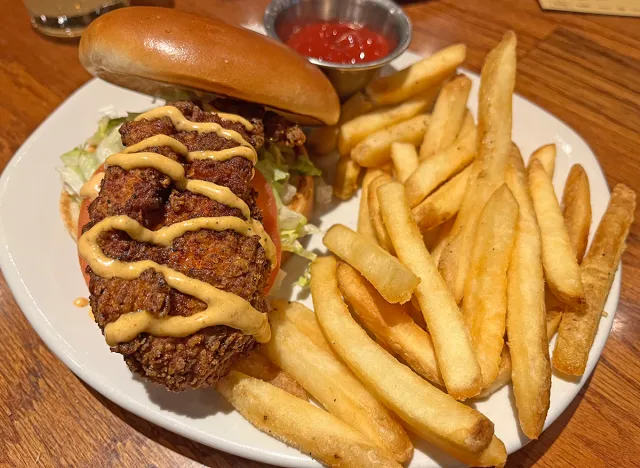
[285,21,391,65]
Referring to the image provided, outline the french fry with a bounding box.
[323,224,420,304]
[458,109,475,137]
[216,371,401,468]
[405,125,477,207]
[339,92,437,156]
[528,159,585,306]
[421,224,441,251]
[266,300,413,462]
[463,184,519,388]
[358,168,387,244]
[368,173,395,251]
[528,143,556,176]
[352,114,430,168]
[311,256,500,463]
[431,216,456,266]
[504,150,551,439]
[366,44,466,105]
[562,164,592,263]
[233,347,308,400]
[554,184,636,375]
[438,32,517,302]
[411,157,472,232]
[478,311,563,399]
[337,263,444,386]
[377,182,482,399]
[390,142,419,183]
[405,301,428,330]
[306,92,373,154]
[333,157,361,200]
[419,75,473,161]
[271,300,336,356]
[546,308,563,337]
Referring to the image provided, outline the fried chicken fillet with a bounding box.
[84,101,304,391]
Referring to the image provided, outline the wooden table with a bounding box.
[1,0,638,466]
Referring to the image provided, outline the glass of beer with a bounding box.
[24,0,130,38]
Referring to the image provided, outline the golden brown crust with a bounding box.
[79,7,339,125]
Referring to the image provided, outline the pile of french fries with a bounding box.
[217,31,636,468]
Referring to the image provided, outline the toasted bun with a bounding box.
[79,7,339,126]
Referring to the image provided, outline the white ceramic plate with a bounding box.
[0,51,619,467]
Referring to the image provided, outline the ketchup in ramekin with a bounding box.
[285,21,391,65]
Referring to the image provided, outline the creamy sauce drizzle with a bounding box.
[80,172,105,201]
[123,134,257,164]
[202,103,255,130]
[74,297,89,307]
[78,105,273,345]
[106,152,251,219]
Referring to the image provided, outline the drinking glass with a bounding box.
[23,0,130,38]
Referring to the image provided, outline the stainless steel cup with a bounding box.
[264,0,412,99]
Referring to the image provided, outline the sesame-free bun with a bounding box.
[79,7,339,125]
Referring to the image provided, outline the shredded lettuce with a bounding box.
[58,114,138,198]
[295,266,312,287]
[290,151,322,176]
[255,143,323,272]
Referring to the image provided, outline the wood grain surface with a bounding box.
[0,0,638,467]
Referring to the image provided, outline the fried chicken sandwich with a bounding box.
[57,7,339,391]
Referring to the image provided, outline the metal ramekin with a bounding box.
[264,0,412,98]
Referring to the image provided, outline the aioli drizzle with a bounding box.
[79,172,105,201]
[78,105,273,345]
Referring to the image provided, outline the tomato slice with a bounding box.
[252,169,282,292]
[77,167,282,293]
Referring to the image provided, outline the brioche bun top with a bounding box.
[79,7,339,125]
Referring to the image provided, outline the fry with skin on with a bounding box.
[528,159,585,306]
[503,149,551,438]
[366,44,466,105]
[411,160,471,232]
[368,173,395,251]
[554,184,636,375]
[358,168,387,244]
[333,157,361,200]
[311,256,504,465]
[390,142,419,183]
[463,184,519,389]
[339,91,438,156]
[352,114,430,168]
[217,371,401,468]
[419,74,472,161]
[233,347,308,400]
[405,125,477,207]
[337,262,444,386]
[438,32,517,302]
[307,92,373,154]
[562,164,592,263]
[266,300,413,462]
[528,143,556,176]
[377,182,482,399]
[323,224,420,304]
